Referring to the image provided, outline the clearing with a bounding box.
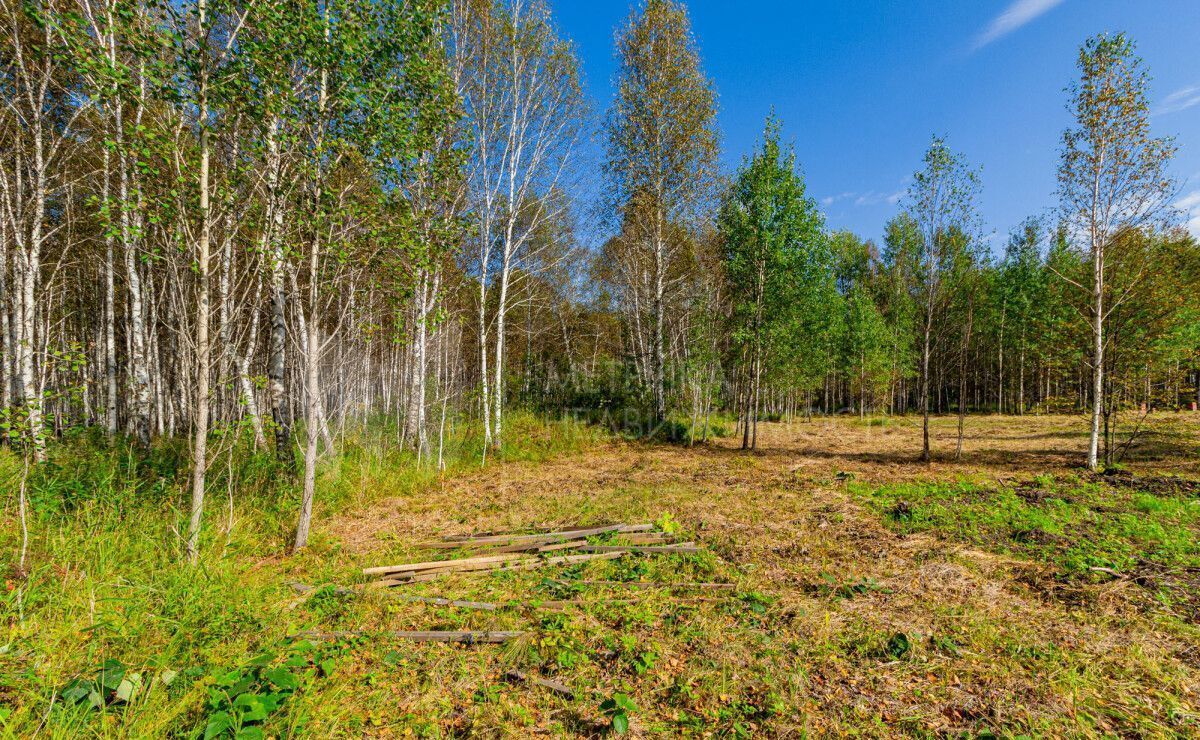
[13,413,1200,737]
[319,413,1200,736]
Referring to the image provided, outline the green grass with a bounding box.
[848,474,1200,612]
[0,412,604,737]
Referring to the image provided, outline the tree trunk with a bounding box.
[920,292,933,462]
[187,27,212,563]
[118,79,152,446]
[264,118,291,465]
[1087,239,1104,471]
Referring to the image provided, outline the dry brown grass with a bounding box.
[319,413,1200,737]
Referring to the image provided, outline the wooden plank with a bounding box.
[538,596,726,609]
[617,534,676,545]
[504,669,574,699]
[471,550,625,575]
[293,630,523,644]
[394,595,498,610]
[364,553,536,576]
[415,549,623,575]
[489,540,586,555]
[370,550,627,588]
[441,524,627,546]
[415,534,597,551]
[615,524,657,534]
[532,550,627,567]
[578,543,700,554]
[291,583,498,610]
[535,541,586,553]
[369,573,439,588]
[403,557,541,576]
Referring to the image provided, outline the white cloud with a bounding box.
[854,190,904,207]
[820,187,904,209]
[1155,85,1200,116]
[972,0,1066,51]
[1177,190,1200,237]
[819,191,855,207]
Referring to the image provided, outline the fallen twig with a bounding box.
[504,669,574,699]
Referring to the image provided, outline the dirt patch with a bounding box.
[1099,470,1200,496]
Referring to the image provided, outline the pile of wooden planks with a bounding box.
[290,524,731,660]
[362,522,702,588]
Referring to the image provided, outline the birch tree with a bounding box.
[902,137,981,462]
[1057,33,1177,471]
[182,0,253,562]
[452,0,585,452]
[0,0,90,460]
[605,0,718,424]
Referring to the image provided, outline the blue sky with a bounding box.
[554,0,1200,252]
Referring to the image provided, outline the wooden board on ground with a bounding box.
[504,669,574,699]
[577,543,700,554]
[368,550,628,587]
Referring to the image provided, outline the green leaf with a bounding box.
[263,667,298,691]
[98,659,126,690]
[887,632,912,659]
[245,652,276,667]
[60,680,91,704]
[288,640,317,655]
[159,669,178,686]
[233,693,268,722]
[614,693,636,713]
[612,713,629,734]
[204,710,235,739]
[260,693,282,713]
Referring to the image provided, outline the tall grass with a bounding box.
[0,411,602,736]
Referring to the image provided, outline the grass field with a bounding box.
[3,412,1200,737]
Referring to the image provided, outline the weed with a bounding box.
[599,692,636,734]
